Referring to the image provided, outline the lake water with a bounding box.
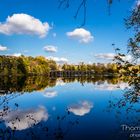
[0,76,139,140]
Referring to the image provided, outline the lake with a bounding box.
[0,76,139,140]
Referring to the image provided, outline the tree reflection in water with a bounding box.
[0,75,139,139]
[106,76,140,139]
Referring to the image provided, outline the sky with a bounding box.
[0,0,138,64]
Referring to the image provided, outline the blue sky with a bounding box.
[0,0,137,64]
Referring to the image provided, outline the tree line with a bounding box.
[0,55,57,76]
[0,55,140,76]
[61,62,140,76]
[0,75,132,95]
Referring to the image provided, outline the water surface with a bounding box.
[0,76,139,140]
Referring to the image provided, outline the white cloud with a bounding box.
[12,53,22,57]
[137,0,140,6]
[0,45,8,51]
[122,55,133,62]
[43,90,57,98]
[94,53,115,60]
[23,50,29,53]
[68,101,93,116]
[1,106,48,130]
[5,53,22,57]
[94,53,133,62]
[47,56,68,64]
[66,28,93,43]
[0,13,50,38]
[44,45,57,53]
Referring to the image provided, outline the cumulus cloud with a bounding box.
[47,56,68,64]
[122,55,133,62]
[0,45,8,51]
[0,13,50,38]
[68,101,93,116]
[94,53,133,62]
[94,82,130,91]
[137,0,140,6]
[43,90,57,98]
[5,53,22,57]
[1,106,48,130]
[66,28,93,43]
[12,53,22,57]
[94,53,115,60]
[44,45,57,53]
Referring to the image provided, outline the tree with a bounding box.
[58,0,116,26]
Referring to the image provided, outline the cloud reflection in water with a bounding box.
[68,101,93,116]
[1,106,48,130]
